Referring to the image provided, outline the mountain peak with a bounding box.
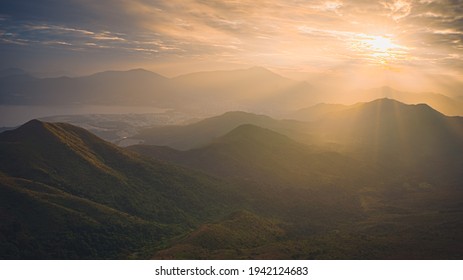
[13,118,48,132]
[1,119,108,147]
[0,119,55,144]
[247,66,272,73]
[244,66,285,78]
[217,124,294,147]
[87,68,166,80]
[363,98,440,114]
[22,118,45,127]
[367,97,401,104]
[219,111,269,118]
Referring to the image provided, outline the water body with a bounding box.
[0,105,168,127]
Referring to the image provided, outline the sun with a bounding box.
[353,34,405,65]
[365,36,399,53]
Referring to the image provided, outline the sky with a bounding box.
[0,0,462,93]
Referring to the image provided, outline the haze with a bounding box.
[2,0,463,261]
[1,0,463,96]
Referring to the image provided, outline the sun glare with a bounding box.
[354,35,404,65]
[366,36,398,52]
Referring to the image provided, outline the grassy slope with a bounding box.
[0,120,241,259]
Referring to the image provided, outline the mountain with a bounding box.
[0,68,36,89]
[0,120,240,259]
[0,67,318,114]
[38,110,195,144]
[287,103,350,121]
[290,86,463,122]
[132,124,367,186]
[135,98,463,182]
[0,69,170,106]
[154,210,285,259]
[2,100,463,259]
[135,111,312,150]
[308,99,463,177]
[356,86,463,116]
[171,67,317,112]
[133,117,463,259]
[130,124,370,229]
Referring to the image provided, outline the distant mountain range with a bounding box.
[134,99,463,164]
[2,67,461,116]
[289,87,463,119]
[1,98,463,259]
[0,67,318,114]
[353,86,463,116]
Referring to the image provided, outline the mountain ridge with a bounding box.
[135,111,312,150]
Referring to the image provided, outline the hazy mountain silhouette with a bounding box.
[304,98,463,181]
[131,124,368,187]
[355,86,463,116]
[290,86,463,122]
[0,69,169,106]
[136,111,312,150]
[137,98,463,169]
[287,103,350,121]
[0,67,319,113]
[171,67,318,111]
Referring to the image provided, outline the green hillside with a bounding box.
[0,120,241,259]
[154,210,285,259]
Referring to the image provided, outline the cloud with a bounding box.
[0,0,462,77]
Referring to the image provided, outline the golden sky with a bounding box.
[1,0,462,93]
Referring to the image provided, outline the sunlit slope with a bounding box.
[0,120,240,258]
[309,99,463,170]
[355,87,463,116]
